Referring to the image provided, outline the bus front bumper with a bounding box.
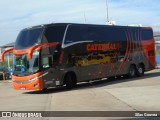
[12,79,43,90]
[12,73,43,90]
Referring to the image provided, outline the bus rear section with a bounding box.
[141,27,156,70]
[62,24,156,82]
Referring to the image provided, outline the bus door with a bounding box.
[41,55,56,88]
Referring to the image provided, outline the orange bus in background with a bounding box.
[1,23,156,90]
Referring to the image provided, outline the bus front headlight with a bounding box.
[29,77,38,82]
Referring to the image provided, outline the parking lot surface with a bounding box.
[0,69,160,120]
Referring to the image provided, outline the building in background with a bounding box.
[0,42,15,68]
[0,42,14,79]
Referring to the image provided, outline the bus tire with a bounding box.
[137,64,144,77]
[128,65,136,78]
[65,74,74,90]
[42,88,48,92]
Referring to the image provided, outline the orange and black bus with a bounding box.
[1,23,156,90]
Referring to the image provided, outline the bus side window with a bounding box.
[42,56,52,69]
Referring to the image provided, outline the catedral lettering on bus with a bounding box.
[87,43,122,51]
[1,23,156,91]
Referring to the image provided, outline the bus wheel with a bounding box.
[137,64,144,77]
[128,65,136,78]
[42,88,48,92]
[65,74,74,90]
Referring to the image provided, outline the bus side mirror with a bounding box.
[1,48,14,62]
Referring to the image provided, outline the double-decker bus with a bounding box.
[1,23,156,90]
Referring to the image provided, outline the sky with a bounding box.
[0,0,159,46]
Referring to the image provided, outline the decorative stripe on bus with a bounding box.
[62,41,93,48]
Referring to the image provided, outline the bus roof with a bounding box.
[23,23,152,31]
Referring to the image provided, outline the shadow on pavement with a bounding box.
[23,71,160,95]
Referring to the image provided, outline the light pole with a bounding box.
[106,0,109,22]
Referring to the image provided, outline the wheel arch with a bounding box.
[63,71,77,84]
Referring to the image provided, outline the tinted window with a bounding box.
[64,25,127,44]
[115,28,126,41]
[15,28,43,49]
[65,25,103,44]
[96,27,126,42]
[141,29,153,40]
[44,25,66,43]
[65,26,86,44]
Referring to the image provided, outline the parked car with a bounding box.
[8,67,13,78]
[0,67,10,80]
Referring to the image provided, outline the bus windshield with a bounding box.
[13,51,39,76]
[15,28,43,49]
